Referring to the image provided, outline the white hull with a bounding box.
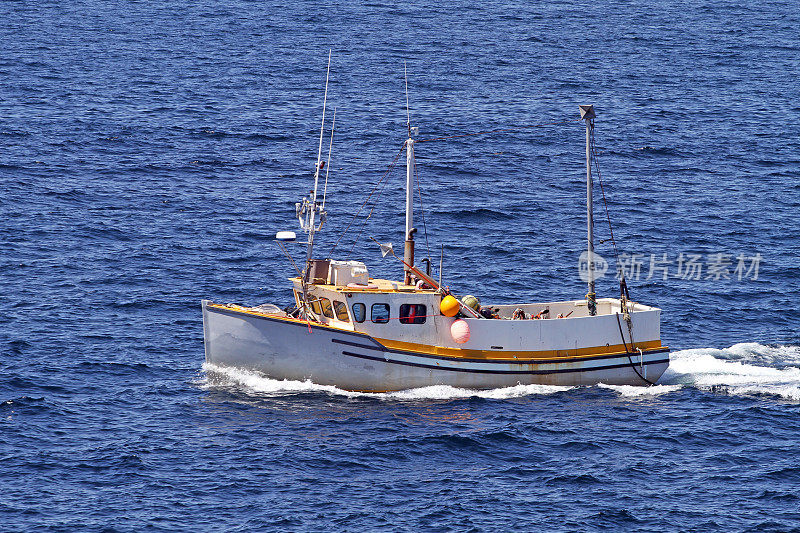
[202,300,669,392]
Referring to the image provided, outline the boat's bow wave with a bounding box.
[201,342,800,401]
[661,343,800,400]
[598,384,682,397]
[200,363,572,400]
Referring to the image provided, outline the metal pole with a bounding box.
[403,64,415,285]
[580,105,597,316]
[404,138,415,284]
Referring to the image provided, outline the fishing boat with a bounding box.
[201,60,669,392]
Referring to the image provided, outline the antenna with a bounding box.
[314,49,332,190]
[404,61,411,137]
[297,51,332,324]
[322,107,336,211]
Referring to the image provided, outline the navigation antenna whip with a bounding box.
[404,61,411,138]
[322,107,336,211]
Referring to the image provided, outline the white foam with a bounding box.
[387,383,573,400]
[201,363,572,400]
[662,343,800,400]
[201,363,365,398]
[599,383,681,397]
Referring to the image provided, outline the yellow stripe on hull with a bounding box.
[374,337,664,361]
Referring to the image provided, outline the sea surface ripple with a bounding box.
[2,0,800,531]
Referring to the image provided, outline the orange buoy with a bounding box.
[440,295,459,317]
[451,319,470,344]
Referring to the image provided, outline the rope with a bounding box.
[593,131,650,386]
[326,142,406,259]
[415,118,582,144]
[591,128,621,267]
[592,124,638,336]
[616,313,657,386]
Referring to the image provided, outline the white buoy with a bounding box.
[451,319,470,344]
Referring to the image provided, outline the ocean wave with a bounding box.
[0,396,46,409]
[443,208,514,222]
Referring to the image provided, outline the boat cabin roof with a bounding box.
[289,277,438,295]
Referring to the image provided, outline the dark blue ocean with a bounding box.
[3,1,800,530]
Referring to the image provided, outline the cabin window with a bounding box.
[333,300,350,322]
[399,304,427,324]
[320,298,334,319]
[371,303,390,324]
[352,303,366,323]
[310,298,322,315]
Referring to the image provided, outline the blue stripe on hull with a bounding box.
[341,350,670,375]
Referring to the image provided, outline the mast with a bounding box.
[404,137,415,284]
[403,63,415,284]
[580,104,597,316]
[304,49,331,271]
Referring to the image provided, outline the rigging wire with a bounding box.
[591,123,644,382]
[277,241,304,279]
[327,118,583,261]
[414,152,431,261]
[590,129,621,266]
[326,141,406,259]
[346,158,397,258]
